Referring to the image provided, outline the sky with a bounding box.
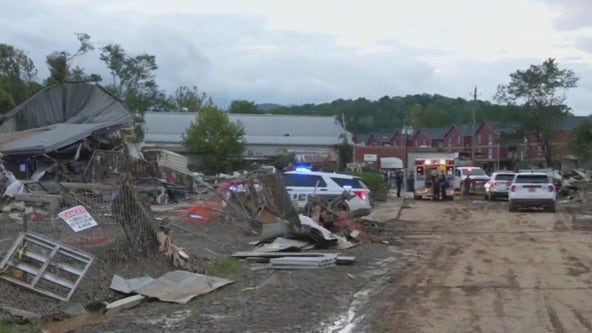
[2,0,592,115]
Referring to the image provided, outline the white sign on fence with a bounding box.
[58,205,98,232]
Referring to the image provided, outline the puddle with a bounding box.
[40,312,107,333]
[322,257,398,333]
[325,288,371,333]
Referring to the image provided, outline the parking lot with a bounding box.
[363,197,592,333]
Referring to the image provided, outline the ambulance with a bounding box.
[413,158,456,200]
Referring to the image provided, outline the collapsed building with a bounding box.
[0,82,135,182]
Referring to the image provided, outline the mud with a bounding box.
[362,199,592,333]
[37,199,407,333]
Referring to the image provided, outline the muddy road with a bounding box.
[364,199,592,333]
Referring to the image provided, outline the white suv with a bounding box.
[282,171,372,217]
[484,172,515,201]
[508,172,556,212]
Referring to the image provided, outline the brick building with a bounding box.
[411,128,448,148]
[351,115,588,171]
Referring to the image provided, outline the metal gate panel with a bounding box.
[0,232,95,301]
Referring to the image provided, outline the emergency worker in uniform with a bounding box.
[463,175,471,196]
[431,169,440,201]
[439,172,448,200]
[395,171,403,198]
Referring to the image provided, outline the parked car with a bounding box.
[518,168,563,189]
[508,171,556,212]
[453,167,490,192]
[133,177,186,204]
[484,172,515,201]
[282,170,372,217]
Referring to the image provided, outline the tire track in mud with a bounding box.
[545,295,567,333]
[364,199,592,333]
[362,240,472,332]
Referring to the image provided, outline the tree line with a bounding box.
[258,59,590,167]
[0,35,590,167]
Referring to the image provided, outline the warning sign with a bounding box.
[58,205,98,232]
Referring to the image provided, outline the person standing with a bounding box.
[431,169,440,201]
[463,175,471,196]
[439,172,448,200]
[395,171,403,198]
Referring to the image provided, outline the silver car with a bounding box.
[484,172,516,201]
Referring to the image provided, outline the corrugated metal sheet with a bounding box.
[154,150,192,175]
[0,82,133,133]
[0,123,110,156]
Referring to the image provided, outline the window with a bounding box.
[465,168,486,176]
[477,135,481,145]
[330,177,368,189]
[488,148,493,159]
[282,174,327,187]
[494,173,515,181]
[457,136,461,145]
[488,134,493,145]
[515,175,549,184]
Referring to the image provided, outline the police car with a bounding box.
[282,169,373,217]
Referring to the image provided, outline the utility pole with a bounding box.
[404,110,410,192]
[340,113,348,171]
[471,86,478,165]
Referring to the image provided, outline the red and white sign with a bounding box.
[58,205,98,232]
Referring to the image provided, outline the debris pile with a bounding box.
[558,169,592,203]
[0,83,376,328]
[211,173,370,270]
[0,177,170,321]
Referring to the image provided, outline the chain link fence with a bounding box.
[0,168,297,318]
[213,172,301,231]
[0,177,171,318]
[83,150,194,190]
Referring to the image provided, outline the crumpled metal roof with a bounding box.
[0,82,132,133]
[0,123,113,156]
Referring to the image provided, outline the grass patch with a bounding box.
[0,322,40,333]
[202,259,248,280]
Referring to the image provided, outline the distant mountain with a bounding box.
[256,103,284,111]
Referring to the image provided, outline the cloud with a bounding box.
[537,0,592,30]
[0,0,591,116]
[575,36,592,54]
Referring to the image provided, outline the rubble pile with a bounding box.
[0,83,378,329]
[558,169,592,203]
[207,172,377,269]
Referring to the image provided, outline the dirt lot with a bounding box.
[6,193,591,333]
[361,198,592,333]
